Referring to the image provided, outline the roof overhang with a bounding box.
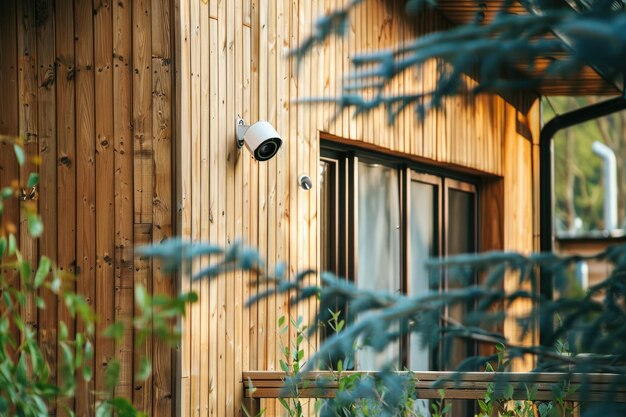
[434,0,623,95]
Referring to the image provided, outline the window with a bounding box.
[319,143,478,372]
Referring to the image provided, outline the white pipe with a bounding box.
[591,141,618,233]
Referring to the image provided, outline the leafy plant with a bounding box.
[0,137,197,416]
[144,238,626,416]
[278,315,308,417]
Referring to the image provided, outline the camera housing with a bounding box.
[236,118,283,161]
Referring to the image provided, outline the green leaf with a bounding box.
[27,172,39,188]
[135,285,148,311]
[103,322,125,343]
[59,322,69,341]
[0,236,6,258]
[109,397,139,417]
[18,260,31,284]
[135,357,152,381]
[34,256,51,288]
[104,359,121,391]
[82,364,92,381]
[13,144,25,166]
[95,401,112,417]
[85,340,94,360]
[16,354,27,384]
[8,234,16,256]
[0,187,12,201]
[27,211,43,237]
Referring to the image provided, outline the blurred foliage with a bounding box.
[143,238,626,416]
[293,0,626,122]
[0,137,196,416]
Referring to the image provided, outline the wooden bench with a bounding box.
[242,371,626,415]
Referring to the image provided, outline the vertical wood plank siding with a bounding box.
[176,1,538,416]
[1,1,175,416]
[0,0,538,416]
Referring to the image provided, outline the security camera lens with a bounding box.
[255,139,279,161]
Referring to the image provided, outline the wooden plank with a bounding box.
[176,0,192,414]
[234,0,245,415]
[93,0,116,401]
[216,1,228,416]
[134,0,154,226]
[265,0,278,394]
[208,15,219,417]
[74,0,96,413]
[225,0,237,415]
[199,1,210,417]
[17,0,39,349]
[0,0,20,376]
[276,0,289,367]
[241,2,252,412]
[189,0,201,414]
[51,0,72,414]
[256,0,269,382]
[247,0,259,377]
[113,0,134,403]
[133,224,153,411]
[242,371,626,402]
[151,0,174,414]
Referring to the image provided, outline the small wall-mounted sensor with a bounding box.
[236,117,283,161]
[299,174,313,191]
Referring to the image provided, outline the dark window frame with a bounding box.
[320,140,480,371]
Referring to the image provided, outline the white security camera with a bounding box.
[236,118,283,161]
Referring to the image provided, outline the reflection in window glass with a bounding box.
[319,160,334,273]
[357,162,401,370]
[409,180,437,371]
[447,188,476,371]
[544,96,626,237]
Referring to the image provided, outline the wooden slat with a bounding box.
[0,0,20,374]
[93,0,116,401]
[175,0,191,415]
[75,0,96,413]
[150,0,174,414]
[51,0,71,414]
[17,0,39,351]
[216,1,228,417]
[189,0,201,414]
[208,14,219,417]
[242,371,626,402]
[234,0,245,415]
[113,0,134,402]
[198,1,210,417]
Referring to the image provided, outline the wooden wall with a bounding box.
[175,1,539,417]
[0,0,175,416]
[0,0,539,416]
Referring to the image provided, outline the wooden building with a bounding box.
[0,0,619,416]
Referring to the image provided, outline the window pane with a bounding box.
[446,188,476,372]
[409,180,437,371]
[319,160,334,273]
[357,162,401,370]
[447,189,475,255]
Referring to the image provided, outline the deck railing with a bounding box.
[242,371,626,416]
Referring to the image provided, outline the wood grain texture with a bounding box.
[75,0,97,413]
[50,0,70,414]
[4,1,176,415]
[1,1,540,417]
[174,1,539,416]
